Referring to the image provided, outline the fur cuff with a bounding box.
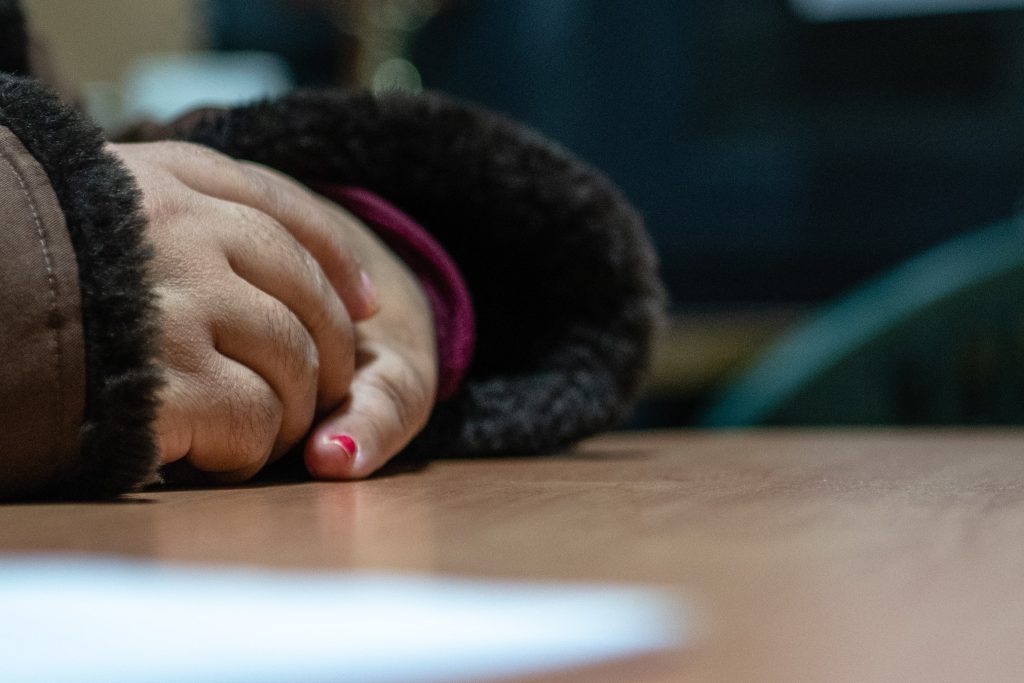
[0,75,161,496]
[184,89,664,456]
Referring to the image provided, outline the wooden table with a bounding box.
[3,430,1024,682]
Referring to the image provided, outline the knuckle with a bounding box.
[230,202,273,230]
[245,166,285,213]
[152,373,196,464]
[299,247,326,288]
[363,366,429,438]
[303,255,337,323]
[154,292,213,370]
[274,384,317,453]
[185,364,280,476]
[264,302,319,385]
[305,301,334,347]
[225,205,286,256]
[247,163,298,203]
[169,140,228,165]
[138,176,192,224]
[223,376,280,470]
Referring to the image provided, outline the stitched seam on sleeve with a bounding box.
[0,146,64,461]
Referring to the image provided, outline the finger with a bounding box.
[170,357,283,483]
[151,142,378,320]
[212,279,319,459]
[304,344,434,480]
[243,162,381,322]
[151,368,196,466]
[216,201,355,414]
[241,161,382,319]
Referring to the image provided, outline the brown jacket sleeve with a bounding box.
[0,125,86,497]
[0,74,162,500]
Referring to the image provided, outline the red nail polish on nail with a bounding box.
[327,434,358,458]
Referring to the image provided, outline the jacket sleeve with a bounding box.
[0,73,162,499]
[179,89,665,458]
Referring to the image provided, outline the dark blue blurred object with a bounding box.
[411,1,1024,306]
[205,0,349,86]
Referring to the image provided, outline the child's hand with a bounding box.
[188,167,442,480]
[110,142,377,482]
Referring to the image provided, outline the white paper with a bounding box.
[0,556,688,683]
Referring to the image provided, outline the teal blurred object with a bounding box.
[702,216,1024,426]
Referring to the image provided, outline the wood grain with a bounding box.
[3,429,1024,682]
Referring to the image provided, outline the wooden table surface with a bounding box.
[3,430,1024,682]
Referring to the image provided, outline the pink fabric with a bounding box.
[318,185,475,400]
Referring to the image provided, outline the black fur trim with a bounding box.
[0,1,28,76]
[185,89,664,455]
[0,75,161,497]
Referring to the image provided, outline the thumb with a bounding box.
[304,349,433,480]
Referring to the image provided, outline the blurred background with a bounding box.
[21,0,1024,429]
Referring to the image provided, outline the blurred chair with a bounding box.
[702,215,1024,426]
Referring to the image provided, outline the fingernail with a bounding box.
[360,269,379,312]
[327,434,358,459]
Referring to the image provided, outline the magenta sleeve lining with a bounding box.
[315,185,475,400]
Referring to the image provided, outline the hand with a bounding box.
[109,141,378,482]
[191,159,440,479]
